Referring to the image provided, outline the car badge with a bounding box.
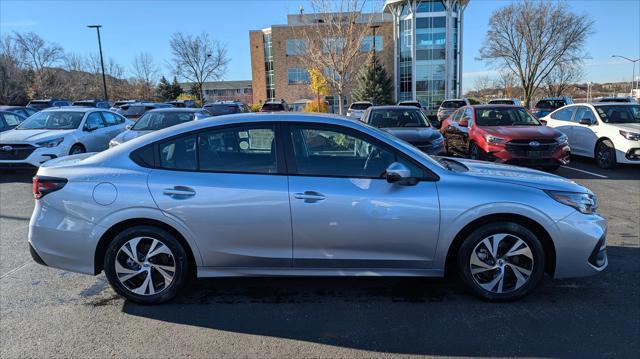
[1,145,13,152]
[529,141,540,148]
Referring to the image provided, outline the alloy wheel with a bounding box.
[596,143,612,168]
[115,236,176,296]
[469,233,534,294]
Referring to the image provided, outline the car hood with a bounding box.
[381,127,441,143]
[480,125,560,139]
[608,123,640,132]
[112,130,152,144]
[455,158,589,193]
[0,129,75,143]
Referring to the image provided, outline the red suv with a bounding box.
[441,105,570,170]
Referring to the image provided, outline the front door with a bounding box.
[285,124,440,269]
[147,124,292,267]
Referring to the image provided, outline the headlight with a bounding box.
[620,130,640,141]
[108,140,120,148]
[36,137,64,148]
[556,133,568,144]
[485,134,505,144]
[546,190,597,214]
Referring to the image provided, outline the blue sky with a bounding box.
[1,0,639,92]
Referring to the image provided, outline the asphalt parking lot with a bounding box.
[1,157,638,358]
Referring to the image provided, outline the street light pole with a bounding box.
[370,24,380,105]
[87,25,108,101]
[612,55,640,95]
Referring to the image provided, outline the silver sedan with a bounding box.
[28,113,607,304]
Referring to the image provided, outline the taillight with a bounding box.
[32,176,67,199]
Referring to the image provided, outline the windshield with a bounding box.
[535,100,565,109]
[261,103,285,111]
[475,107,541,126]
[118,105,147,116]
[441,101,466,109]
[16,111,84,130]
[349,103,371,110]
[132,111,196,131]
[595,105,640,124]
[204,104,241,116]
[369,109,430,128]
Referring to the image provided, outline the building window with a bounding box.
[322,37,345,54]
[416,0,446,13]
[263,31,275,101]
[360,35,383,52]
[324,67,344,82]
[288,68,310,85]
[286,39,307,55]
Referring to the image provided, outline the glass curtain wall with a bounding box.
[263,31,275,101]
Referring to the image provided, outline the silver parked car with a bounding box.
[109,108,211,147]
[28,113,607,304]
[0,107,132,169]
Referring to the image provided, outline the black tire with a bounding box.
[456,222,545,302]
[69,144,86,155]
[469,142,484,160]
[104,225,189,304]
[595,139,617,169]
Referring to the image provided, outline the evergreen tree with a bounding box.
[169,76,183,100]
[351,52,393,105]
[156,76,172,101]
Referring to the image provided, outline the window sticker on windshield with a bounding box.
[239,141,249,150]
[239,131,249,138]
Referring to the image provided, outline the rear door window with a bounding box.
[198,126,277,173]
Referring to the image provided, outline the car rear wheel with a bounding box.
[595,139,617,169]
[456,222,545,301]
[104,225,189,304]
[69,144,85,155]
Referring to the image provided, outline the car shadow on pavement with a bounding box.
[121,246,639,358]
[0,170,36,183]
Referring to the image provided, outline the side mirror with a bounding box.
[578,118,593,125]
[125,124,133,130]
[539,119,547,126]
[459,119,469,127]
[431,119,441,129]
[84,125,97,132]
[385,162,412,184]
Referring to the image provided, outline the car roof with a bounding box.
[370,105,421,110]
[470,104,522,109]
[41,107,97,113]
[591,102,637,107]
[146,108,206,113]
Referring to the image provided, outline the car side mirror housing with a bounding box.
[578,118,593,125]
[459,119,469,127]
[84,125,97,132]
[125,124,133,130]
[539,119,547,126]
[385,162,413,185]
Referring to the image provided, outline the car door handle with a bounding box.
[163,186,196,198]
[294,191,326,203]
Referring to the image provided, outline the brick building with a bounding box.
[180,80,253,104]
[249,12,394,112]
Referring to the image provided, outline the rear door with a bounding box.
[101,111,126,139]
[147,123,292,267]
[82,111,110,151]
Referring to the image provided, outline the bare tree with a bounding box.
[295,0,373,114]
[131,52,159,99]
[169,32,229,103]
[479,0,594,107]
[543,63,584,97]
[0,36,29,104]
[11,31,64,97]
[493,70,519,98]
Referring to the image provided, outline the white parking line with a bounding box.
[561,166,608,179]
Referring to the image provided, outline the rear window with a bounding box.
[535,100,565,109]
[73,101,95,107]
[349,103,372,110]
[27,101,50,109]
[118,105,147,116]
[132,111,196,131]
[440,101,466,109]
[261,103,285,111]
[204,104,241,116]
[398,101,422,108]
[488,100,515,105]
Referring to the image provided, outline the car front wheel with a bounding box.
[595,139,617,169]
[456,222,545,301]
[104,225,189,304]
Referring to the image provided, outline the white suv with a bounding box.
[0,107,132,169]
[346,101,372,119]
[541,103,640,168]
